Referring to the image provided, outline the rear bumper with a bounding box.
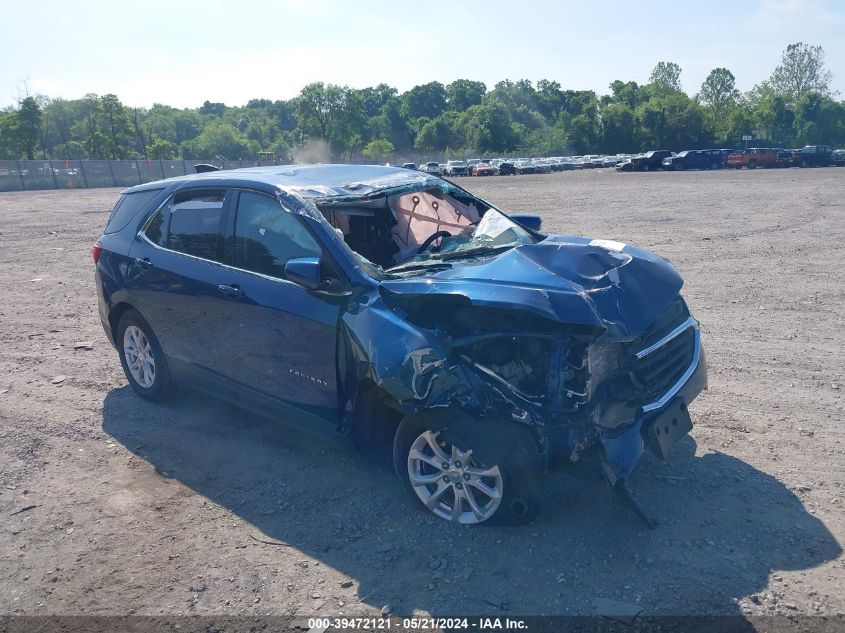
[95,268,114,347]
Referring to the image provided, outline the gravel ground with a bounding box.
[0,168,843,619]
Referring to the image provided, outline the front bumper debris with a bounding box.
[599,318,707,484]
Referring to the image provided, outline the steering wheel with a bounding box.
[418,230,452,254]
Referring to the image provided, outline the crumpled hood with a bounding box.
[380,235,683,340]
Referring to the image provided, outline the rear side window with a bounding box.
[142,190,227,262]
[105,189,162,234]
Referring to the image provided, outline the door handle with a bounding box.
[135,257,152,270]
[217,284,243,299]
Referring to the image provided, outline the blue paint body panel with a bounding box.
[95,164,707,483]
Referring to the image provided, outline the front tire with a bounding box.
[393,415,540,525]
[117,310,173,401]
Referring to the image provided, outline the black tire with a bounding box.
[393,414,541,526]
[116,309,174,401]
[642,164,650,172]
[748,160,757,169]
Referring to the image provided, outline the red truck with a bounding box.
[726,148,782,169]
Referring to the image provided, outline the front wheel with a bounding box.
[393,416,540,525]
[117,309,173,401]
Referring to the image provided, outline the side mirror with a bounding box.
[284,257,322,289]
[510,214,543,232]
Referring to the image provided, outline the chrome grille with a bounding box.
[583,298,700,425]
[588,298,699,414]
[629,325,696,405]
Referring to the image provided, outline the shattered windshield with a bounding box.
[316,182,536,278]
[390,206,533,271]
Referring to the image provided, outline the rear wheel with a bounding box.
[748,160,757,169]
[393,416,540,525]
[117,310,173,401]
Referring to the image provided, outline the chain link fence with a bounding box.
[0,159,261,193]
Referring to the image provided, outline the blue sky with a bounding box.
[2,0,843,108]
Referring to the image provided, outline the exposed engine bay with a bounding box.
[422,306,591,409]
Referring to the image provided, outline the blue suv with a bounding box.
[95,164,706,526]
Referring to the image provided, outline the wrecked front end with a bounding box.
[340,280,707,497]
[298,170,707,523]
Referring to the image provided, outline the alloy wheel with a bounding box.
[406,430,503,524]
[123,325,156,388]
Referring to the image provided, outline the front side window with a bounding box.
[142,190,226,261]
[232,191,321,279]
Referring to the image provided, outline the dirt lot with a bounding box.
[1,168,844,620]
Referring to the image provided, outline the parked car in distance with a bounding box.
[776,150,796,167]
[795,145,834,167]
[421,161,442,175]
[662,149,730,171]
[94,163,706,526]
[444,160,469,177]
[466,159,482,172]
[514,160,537,175]
[580,155,603,169]
[496,160,517,175]
[533,159,552,174]
[623,150,673,172]
[726,148,780,169]
[832,149,845,165]
[598,156,623,168]
[401,162,417,170]
[470,162,494,176]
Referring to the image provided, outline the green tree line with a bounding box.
[1,42,842,163]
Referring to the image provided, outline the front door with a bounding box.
[209,189,343,423]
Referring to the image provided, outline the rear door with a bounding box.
[128,187,232,374]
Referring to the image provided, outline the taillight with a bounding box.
[92,241,103,265]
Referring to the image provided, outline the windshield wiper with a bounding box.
[435,244,515,261]
[386,261,453,273]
